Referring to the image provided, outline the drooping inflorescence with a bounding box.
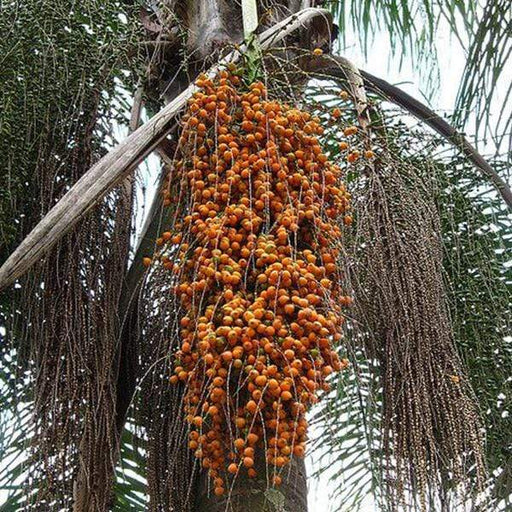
[156,68,353,496]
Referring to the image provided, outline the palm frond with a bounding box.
[309,353,383,511]
[0,351,33,511]
[330,0,512,152]
[453,0,512,153]
[113,424,149,511]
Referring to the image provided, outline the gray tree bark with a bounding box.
[195,457,308,512]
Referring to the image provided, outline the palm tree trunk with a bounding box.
[195,457,308,512]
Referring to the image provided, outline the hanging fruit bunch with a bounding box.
[156,67,354,497]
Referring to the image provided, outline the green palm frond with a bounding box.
[309,354,383,511]
[436,155,512,509]
[330,0,512,150]
[0,352,33,511]
[454,0,512,152]
[0,366,150,512]
[113,422,149,511]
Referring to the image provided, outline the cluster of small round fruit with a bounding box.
[157,68,353,496]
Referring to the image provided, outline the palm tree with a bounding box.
[0,1,510,511]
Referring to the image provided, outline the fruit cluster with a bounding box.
[159,69,352,496]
